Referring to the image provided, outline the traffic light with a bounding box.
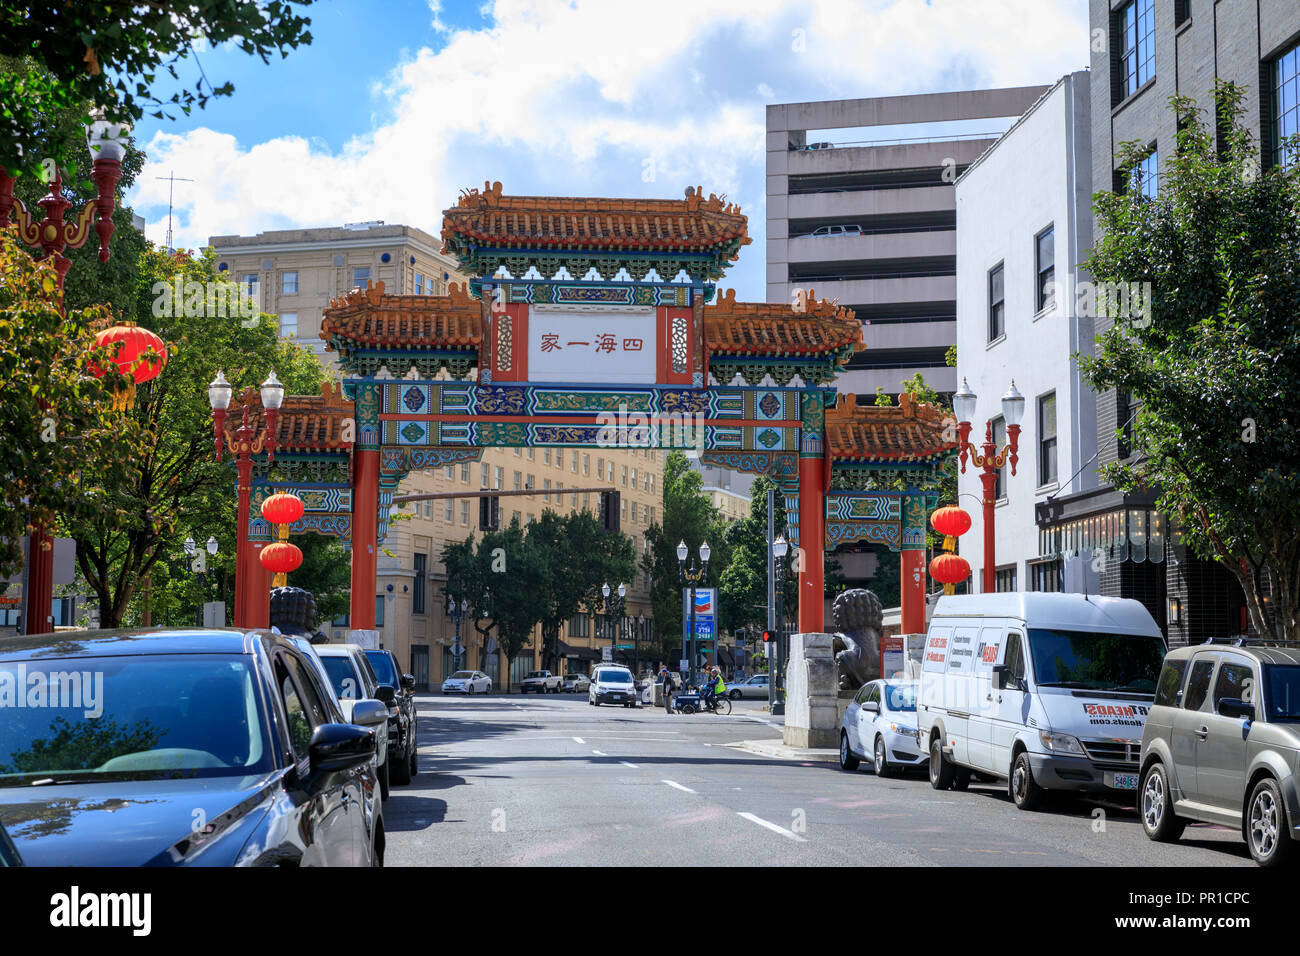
[600,490,620,533]
[478,496,499,531]
[762,630,774,644]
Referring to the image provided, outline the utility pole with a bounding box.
[156,171,195,250]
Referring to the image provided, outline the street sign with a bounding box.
[615,644,634,649]
[601,646,613,661]
[679,658,689,671]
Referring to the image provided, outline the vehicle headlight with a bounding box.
[1039,730,1086,756]
[889,722,916,736]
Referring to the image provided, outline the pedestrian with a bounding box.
[659,663,674,714]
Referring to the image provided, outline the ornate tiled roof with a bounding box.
[320,280,481,350]
[826,391,956,463]
[229,382,355,453]
[441,181,751,254]
[704,288,863,358]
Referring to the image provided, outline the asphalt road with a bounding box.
[383,692,1252,867]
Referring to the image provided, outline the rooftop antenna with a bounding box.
[156,171,195,250]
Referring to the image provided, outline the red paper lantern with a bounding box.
[261,492,305,526]
[92,322,167,384]
[930,505,972,538]
[260,541,303,575]
[929,552,971,586]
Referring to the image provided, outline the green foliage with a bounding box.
[717,475,794,636]
[873,387,892,406]
[1079,81,1300,640]
[0,716,159,774]
[0,2,314,180]
[443,522,541,670]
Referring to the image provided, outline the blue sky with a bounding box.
[128,0,1090,299]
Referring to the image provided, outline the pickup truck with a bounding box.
[519,670,563,693]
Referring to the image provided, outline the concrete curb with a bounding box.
[726,739,840,763]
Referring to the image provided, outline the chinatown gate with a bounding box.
[226,183,955,651]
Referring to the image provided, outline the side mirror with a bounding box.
[1218,698,1254,721]
[863,700,879,713]
[374,684,396,705]
[308,723,376,776]
[401,674,416,691]
[351,699,389,727]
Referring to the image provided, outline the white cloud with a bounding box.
[128,0,1088,298]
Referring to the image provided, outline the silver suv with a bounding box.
[1139,639,1300,866]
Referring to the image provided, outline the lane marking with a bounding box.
[620,761,640,768]
[743,715,782,730]
[737,812,808,842]
[572,737,585,743]
[662,780,696,793]
[592,749,607,756]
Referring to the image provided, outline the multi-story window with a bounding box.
[1135,146,1158,198]
[1273,42,1300,169]
[460,463,469,482]
[571,452,578,473]
[1038,392,1058,486]
[444,500,454,522]
[278,312,297,338]
[544,478,552,502]
[544,449,552,465]
[992,416,1007,500]
[630,467,636,487]
[988,263,1005,340]
[995,565,1018,593]
[460,501,469,525]
[494,467,504,490]
[556,449,564,468]
[281,270,298,295]
[481,464,489,488]
[583,454,590,475]
[526,448,533,460]
[413,553,426,614]
[622,465,629,486]
[352,266,370,288]
[424,501,431,517]
[1118,0,1155,99]
[1035,225,1055,312]
[596,457,604,480]
[513,471,522,491]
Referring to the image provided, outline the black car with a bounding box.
[0,822,21,866]
[363,649,418,786]
[0,628,386,866]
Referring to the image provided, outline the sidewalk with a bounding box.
[725,738,839,763]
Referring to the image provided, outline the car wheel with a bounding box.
[839,731,860,772]
[593,700,600,707]
[409,741,418,778]
[391,743,412,785]
[1009,750,1043,811]
[729,690,741,701]
[1139,761,1184,843]
[952,767,971,791]
[873,735,893,778]
[1247,777,1294,866]
[928,736,955,790]
[681,704,696,715]
[379,757,390,801]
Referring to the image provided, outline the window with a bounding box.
[1118,0,1155,99]
[375,595,385,628]
[571,452,578,473]
[460,463,469,482]
[992,416,1007,499]
[1135,147,1158,198]
[445,500,454,522]
[513,471,522,491]
[513,446,521,457]
[630,467,636,487]
[596,458,604,480]
[527,448,534,460]
[423,501,431,517]
[1154,659,1188,707]
[1003,634,1025,683]
[413,553,427,614]
[556,449,564,468]
[1184,659,1215,710]
[240,273,260,310]
[1118,391,1137,459]
[988,263,1005,340]
[1213,660,1255,711]
[1035,225,1055,312]
[445,465,454,479]
[544,449,552,465]
[414,273,424,295]
[481,464,489,488]
[1038,392,1057,486]
[1273,42,1300,169]
[495,467,504,490]
[512,510,521,525]
[1174,0,1190,27]
[1029,558,1062,593]
[281,271,298,295]
[278,311,297,338]
[995,566,1017,593]
[352,266,370,288]
[278,666,314,761]
[622,465,628,486]
[460,501,469,525]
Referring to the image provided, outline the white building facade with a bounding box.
[954,71,1099,595]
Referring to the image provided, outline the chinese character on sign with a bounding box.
[541,333,561,352]
[622,338,643,351]
[566,341,589,348]
[595,333,617,354]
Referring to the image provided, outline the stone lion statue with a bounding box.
[831,588,883,691]
[269,586,318,639]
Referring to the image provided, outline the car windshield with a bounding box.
[1027,629,1166,693]
[319,655,362,699]
[598,671,632,684]
[0,655,274,786]
[451,671,475,679]
[527,672,546,679]
[883,684,917,711]
[1265,665,1300,721]
[365,651,398,686]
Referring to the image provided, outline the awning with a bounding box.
[1034,485,1166,564]
[558,640,601,661]
[717,645,735,668]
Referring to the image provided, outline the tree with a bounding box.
[717,474,793,637]
[1079,81,1300,641]
[0,2,315,181]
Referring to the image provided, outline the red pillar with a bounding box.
[247,542,271,629]
[233,456,254,627]
[797,455,825,633]
[350,447,379,631]
[22,530,54,634]
[901,547,926,633]
[980,469,998,594]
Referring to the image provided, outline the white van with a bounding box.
[916,593,1166,810]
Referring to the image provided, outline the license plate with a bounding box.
[1107,772,1139,790]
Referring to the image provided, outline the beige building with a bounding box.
[704,485,751,524]
[208,222,467,363]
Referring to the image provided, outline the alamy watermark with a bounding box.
[0,664,104,718]
[151,278,258,325]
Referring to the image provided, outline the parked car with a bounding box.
[563,673,590,693]
[809,224,862,238]
[442,669,492,695]
[520,670,562,693]
[316,644,392,801]
[365,648,419,786]
[0,822,21,866]
[727,674,770,700]
[840,679,925,776]
[589,665,638,707]
[0,628,385,866]
[916,593,1166,809]
[1139,640,1300,866]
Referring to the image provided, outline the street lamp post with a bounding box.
[635,612,644,677]
[601,581,627,665]
[953,378,1025,593]
[1,115,128,637]
[184,535,220,625]
[677,540,710,690]
[208,370,285,627]
[771,534,789,715]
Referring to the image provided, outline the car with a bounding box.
[589,665,638,707]
[365,648,419,786]
[0,628,385,866]
[727,674,770,700]
[809,224,862,238]
[520,670,562,694]
[840,679,925,776]
[1139,639,1300,866]
[442,670,492,695]
[0,822,21,866]
[562,673,590,693]
[315,644,393,801]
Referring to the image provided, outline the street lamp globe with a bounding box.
[208,370,233,411]
[184,537,196,555]
[260,371,285,411]
[676,540,688,563]
[773,534,789,559]
[206,536,219,555]
[699,541,711,564]
[1001,380,1026,427]
[617,582,627,599]
[86,112,128,163]
[953,377,978,425]
[602,582,611,599]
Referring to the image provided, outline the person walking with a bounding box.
[659,663,675,714]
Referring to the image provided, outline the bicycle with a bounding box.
[672,688,731,715]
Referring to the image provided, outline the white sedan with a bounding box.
[442,670,492,695]
[839,679,926,776]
